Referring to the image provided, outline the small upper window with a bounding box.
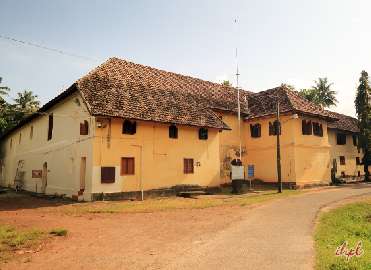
[250,124,261,138]
[122,120,136,135]
[339,156,346,165]
[30,126,33,139]
[47,114,53,141]
[352,135,357,146]
[80,120,89,135]
[199,128,208,140]
[169,125,178,139]
[356,157,361,165]
[269,121,281,136]
[336,133,346,145]
[312,122,323,137]
[302,120,312,135]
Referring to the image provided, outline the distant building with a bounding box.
[0,58,363,200]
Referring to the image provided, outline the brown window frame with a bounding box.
[122,120,136,135]
[169,125,178,139]
[80,120,89,135]
[183,158,194,174]
[269,121,281,136]
[339,156,346,165]
[121,157,135,175]
[198,128,208,140]
[312,122,323,137]
[302,120,312,135]
[47,113,53,141]
[337,133,346,145]
[101,166,115,183]
[250,123,261,138]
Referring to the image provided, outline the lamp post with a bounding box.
[276,100,282,193]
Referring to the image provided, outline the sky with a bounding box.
[1,0,370,117]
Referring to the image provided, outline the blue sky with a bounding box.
[1,0,370,116]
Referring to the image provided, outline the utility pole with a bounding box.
[276,100,282,193]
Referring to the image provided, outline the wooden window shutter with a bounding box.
[47,114,53,140]
[121,157,135,175]
[80,120,89,135]
[184,159,194,174]
[101,167,115,183]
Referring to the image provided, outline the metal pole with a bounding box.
[276,100,282,193]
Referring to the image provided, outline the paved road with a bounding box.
[165,183,371,270]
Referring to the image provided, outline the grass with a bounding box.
[0,225,44,262]
[49,228,68,237]
[315,199,371,270]
[63,189,305,215]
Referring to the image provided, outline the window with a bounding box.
[47,114,53,140]
[341,171,346,178]
[336,133,346,145]
[101,167,115,183]
[80,120,89,135]
[358,171,361,177]
[184,158,194,174]
[199,128,208,140]
[352,135,357,146]
[312,122,323,137]
[339,156,345,165]
[250,123,261,138]
[356,157,361,165]
[121,157,135,175]
[169,125,178,139]
[302,120,312,135]
[269,121,280,136]
[30,126,33,139]
[122,120,136,135]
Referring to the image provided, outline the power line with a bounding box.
[0,34,98,62]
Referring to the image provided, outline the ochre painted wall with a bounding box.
[328,129,364,178]
[0,93,94,200]
[91,118,221,194]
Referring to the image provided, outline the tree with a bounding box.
[299,77,337,108]
[14,90,40,114]
[0,77,10,102]
[222,80,232,87]
[355,70,371,182]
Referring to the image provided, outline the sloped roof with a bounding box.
[246,86,336,120]
[77,57,252,129]
[326,111,359,133]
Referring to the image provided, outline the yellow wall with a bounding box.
[244,115,331,185]
[328,129,364,178]
[218,112,247,183]
[0,93,94,200]
[92,118,221,193]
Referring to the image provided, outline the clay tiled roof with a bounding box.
[246,86,336,120]
[77,57,251,129]
[326,111,359,133]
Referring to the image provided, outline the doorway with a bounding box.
[41,162,47,193]
[80,157,86,192]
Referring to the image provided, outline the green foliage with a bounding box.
[315,200,371,270]
[0,77,40,137]
[355,71,371,181]
[299,77,338,108]
[222,80,232,87]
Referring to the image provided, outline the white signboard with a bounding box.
[231,165,244,180]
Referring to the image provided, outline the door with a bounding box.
[80,157,86,191]
[41,162,47,193]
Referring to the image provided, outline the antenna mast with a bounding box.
[235,18,242,160]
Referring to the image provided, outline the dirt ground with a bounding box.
[0,192,250,270]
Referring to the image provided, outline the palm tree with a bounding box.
[0,77,10,101]
[14,90,40,114]
[311,77,337,108]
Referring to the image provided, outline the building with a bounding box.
[0,58,364,200]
